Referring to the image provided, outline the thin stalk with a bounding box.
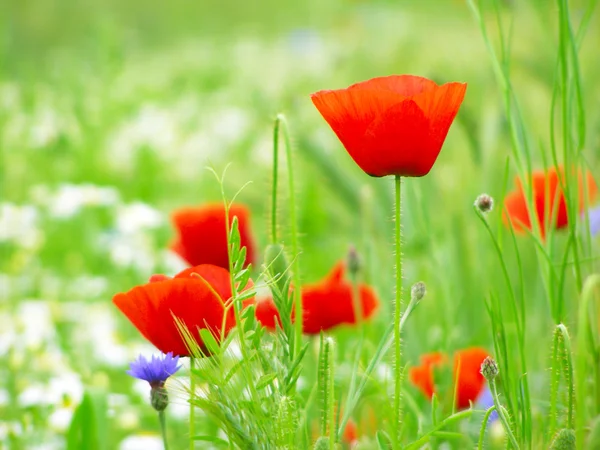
[327,340,336,450]
[393,175,403,447]
[477,406,498,450]
[189,358,195,449]
[576,275,600,449]
[159,410,170,450]
[339,290,420,439]
[271,117,280,244]
[490,379,520,449]
[276,114,302,358]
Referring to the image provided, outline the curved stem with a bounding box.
[477,406,497,450]
[490,380,519,449]
[159,410,169,450]
[393,175,403,447]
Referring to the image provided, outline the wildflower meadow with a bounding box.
[2,0,600,449]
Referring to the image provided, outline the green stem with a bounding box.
[393,175,403,447]
[189,357,195,449]
[159,410,169,450]
[490,379,519,449]
[271,117,280,244]
[277,114,302,358]
[477,406,498,450]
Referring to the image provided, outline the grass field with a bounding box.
[1,0,599,449]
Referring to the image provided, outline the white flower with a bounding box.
[119,434,164,450]
[116,202,163,235]
[15,301,56,351]
[0,203,41,249]
[48,407,74,432]
[42,184,120,218]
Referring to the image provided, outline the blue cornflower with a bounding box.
[477,386,498,423]
[585,205,600,237]
[127,352,181,387]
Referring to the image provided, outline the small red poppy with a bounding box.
[113,264,246,356]
[254,261,379,334]
[409,347,489,410]
[342,418,359,446]
[170,203,256,270]
[504,166,597,238]
[311,75,467,177]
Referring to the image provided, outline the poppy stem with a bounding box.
[271,117,281,244]
[393,174,403,446]
[189,357,195,449]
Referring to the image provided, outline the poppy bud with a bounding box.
[474,193,494,213]
[549,429,576,450]
[313,437,329,450]
[346,245,361,278]
[410,282,426,302]
[480,356,499,381]
[150,384,169,412]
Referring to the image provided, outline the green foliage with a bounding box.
[2,0,600,448]
[549,428,576,450]
[66,389,109,450]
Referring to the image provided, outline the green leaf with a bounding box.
[199,328,221,355]
[376,430,393,450]
[256,373,277,390]
[66,388,108,450]
[192,435,229,446]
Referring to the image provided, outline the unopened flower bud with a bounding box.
[410,282,426,302]
[347,245,361,277]
[150,384,169,412]
[480,356,499,381]
[313,437,329,450]
[474,194,494,213]
[549,428,575,450]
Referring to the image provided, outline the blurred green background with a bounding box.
[1,0,599,448]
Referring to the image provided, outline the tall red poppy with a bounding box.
[409,347,489,410]
[504,166,597,238]
[311,75,467,177]
[113,264,247,356]
[254,261,379,334]
[170,203,256,270]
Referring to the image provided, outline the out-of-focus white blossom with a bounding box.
[0,203,41,249]
[119,434,164,450]
[116,202,163,235]
[31,184,120,219]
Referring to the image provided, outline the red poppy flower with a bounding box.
[113,264,246,356]
[408,352,446,399]
[170,203,256,270]
[342,418,359,446]
[409,347,489,410]
[504,166,597,238]
[254,261,379,334]
[311,75,467,177]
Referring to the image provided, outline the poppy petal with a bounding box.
[170,203,255,269]
[175,264,233,305]
[363,99,432,176]
[453,348,489,410]
[413,82,467,152]
[503,190,532,234]
[349,75,438,97]
[409,352,445,399]
[311,88,405,167]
